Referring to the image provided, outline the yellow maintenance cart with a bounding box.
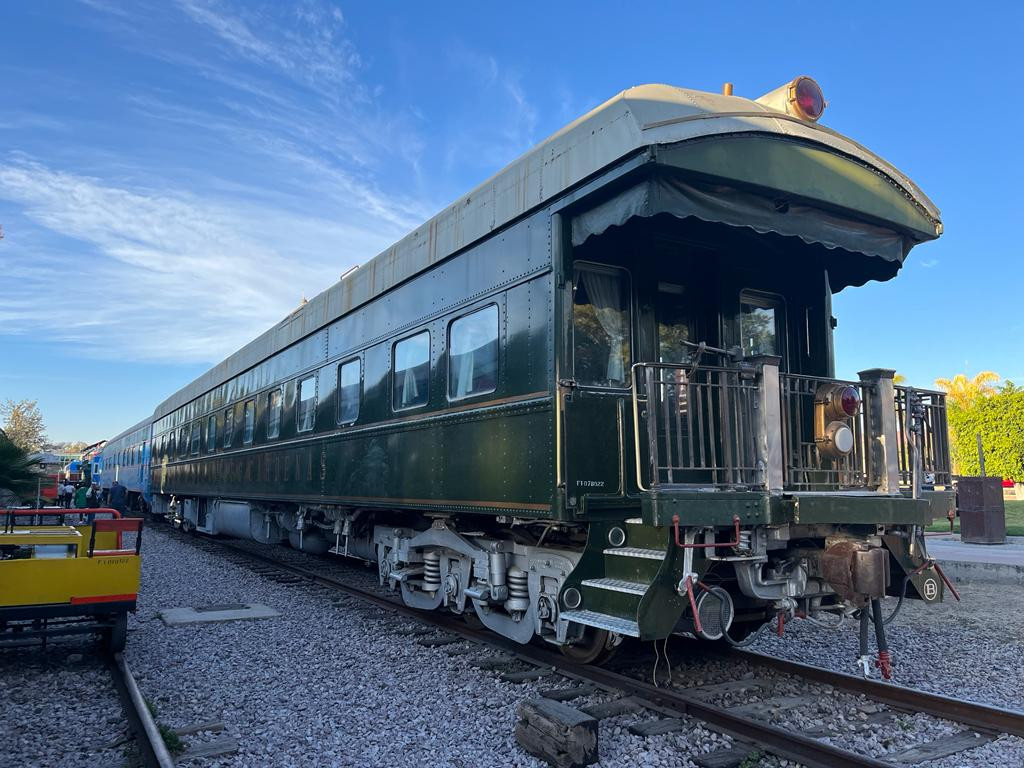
[0,508,143,651]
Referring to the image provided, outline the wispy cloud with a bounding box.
[919,258,939,268]
[176,0,361,93]
[442,46,539,175]
[0,156,402,363]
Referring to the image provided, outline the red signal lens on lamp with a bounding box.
[839,386,860,417]
[793,77,824,121]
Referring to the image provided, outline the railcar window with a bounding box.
[448,305,498,399]
[267,388,282,439]
[739,291,784,359]
[168,433,175,458]
[243,400,255,444]
[178,428,189,458]
[297,375,317,432]
[393,331,430,410]
[224,407,234,448]
[207,415,216,452]
[190,422,200,455]
[572,264,631,387]
[656,283,693,364]
[338,359,360,424]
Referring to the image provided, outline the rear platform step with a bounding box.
[604,547,665,560]
[581,578,647,596]
[561,609,640,637]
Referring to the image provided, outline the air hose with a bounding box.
[871,598,892,680]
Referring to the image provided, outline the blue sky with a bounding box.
[1,2,1022,443]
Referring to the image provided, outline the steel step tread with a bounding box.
[581,578,648,596]
[560,609,640,637]
[604,546,665,560]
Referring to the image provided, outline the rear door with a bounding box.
[561,262,633,509]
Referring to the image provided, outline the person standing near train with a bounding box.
[108,479,128,516]
[74,483,88,510]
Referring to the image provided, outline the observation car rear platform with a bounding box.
[0,509,142,651]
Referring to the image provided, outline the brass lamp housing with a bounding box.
[814,383,859,458]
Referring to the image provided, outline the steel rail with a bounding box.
[716,647,1024,738]
[105,651,175,768]
[202,536,890,768]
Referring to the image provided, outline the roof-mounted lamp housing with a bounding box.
[756,76,826,122]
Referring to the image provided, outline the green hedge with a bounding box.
[947,385,1024,480]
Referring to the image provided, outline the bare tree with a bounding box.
[0,399,48,452]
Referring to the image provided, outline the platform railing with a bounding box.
[894,386,952,488]
[630,361,768,490]
[632,361,951,494]
[779,374,870,491]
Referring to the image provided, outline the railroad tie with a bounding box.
[884,730,994,764]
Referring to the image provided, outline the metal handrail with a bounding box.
[631,361,762,491]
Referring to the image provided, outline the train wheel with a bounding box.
[103,612,128,653]
[560,627,619,665]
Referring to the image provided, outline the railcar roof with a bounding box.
[155,82,941,420]
[104,415,154,446]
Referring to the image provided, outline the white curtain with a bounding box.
[396,333,428,406]
[579,269,626,383]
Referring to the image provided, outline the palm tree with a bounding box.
[934,371,1000,408]
[0,429,41,505]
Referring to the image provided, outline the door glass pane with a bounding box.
[393,331,430,410]
[338,359,361,423]
[267,389,281,439]
[573,266,630,387]
[297,375,317,432]
[740,294,781,357]
[243,400,255,444]
[656,283,692,364]
[449,305,498,399]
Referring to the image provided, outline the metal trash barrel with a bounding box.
[956,476,1006,544]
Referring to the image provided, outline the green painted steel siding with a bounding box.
[155,213,557,517]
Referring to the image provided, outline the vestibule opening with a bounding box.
[569,215,846,381]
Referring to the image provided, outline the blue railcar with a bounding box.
[97,418,154,512]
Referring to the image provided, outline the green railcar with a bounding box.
[143,78,953,665]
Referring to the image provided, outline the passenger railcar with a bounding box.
[98,419,153,512]
[110,78,955,666]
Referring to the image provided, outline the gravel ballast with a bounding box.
[0,645,126,767]
[106,526,1024,767]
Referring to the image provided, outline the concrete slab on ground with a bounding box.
[160,603,281,626]
[929,536,1024,586]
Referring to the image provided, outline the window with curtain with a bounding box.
[393,331,430,410]
[338,359,361,423]
[297,375,317,432]
[243,400,255,444]
[266,388,282,439]
[207,415,217,452]
[223,407,234,447]
[572,265,631,387]
[448,305,498,399]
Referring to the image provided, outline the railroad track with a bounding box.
[106,651,175,768]
[167,525,1024,768]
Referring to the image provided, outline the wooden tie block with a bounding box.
[515,698,598,768]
